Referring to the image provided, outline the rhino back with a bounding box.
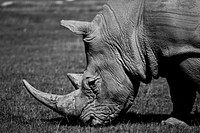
[144,0,200,57]
[102,0,200,80]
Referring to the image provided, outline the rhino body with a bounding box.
[23,0,200,126]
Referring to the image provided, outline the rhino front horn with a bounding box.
[22,79,82,117]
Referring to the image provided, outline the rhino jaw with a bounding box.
[22,79,83,117]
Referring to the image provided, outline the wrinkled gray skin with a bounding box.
[23,0,200,126]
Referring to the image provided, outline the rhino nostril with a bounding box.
[88,116,103,126]
[92,119,102,126]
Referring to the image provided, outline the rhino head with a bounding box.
[23,11,142,125]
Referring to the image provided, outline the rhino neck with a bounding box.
[99,0,159,82]
[138,28,159,82]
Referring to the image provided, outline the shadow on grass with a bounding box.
[40,112,200,126]
[112,112,169,125]
[116,112,200,126]
[4,112,200,126]
[38,113,169,126]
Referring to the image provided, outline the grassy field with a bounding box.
[0,0,200,132]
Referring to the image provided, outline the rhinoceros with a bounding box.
[23,0,200,126]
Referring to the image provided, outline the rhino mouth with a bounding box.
[79,102,122,126]
[22,74,122,126]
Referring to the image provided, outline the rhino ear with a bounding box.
[61,20,91,35]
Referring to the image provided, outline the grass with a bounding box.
[0,0,200,132]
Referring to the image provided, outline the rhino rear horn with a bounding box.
[67,73,83,90]
[61,20,92,35]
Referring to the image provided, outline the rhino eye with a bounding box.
[82,75,101,99]
[88,79,97,88]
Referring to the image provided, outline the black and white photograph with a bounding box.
[1,0,200,132]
